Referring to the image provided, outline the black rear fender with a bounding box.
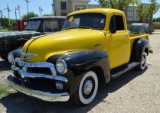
[131,38,149,62]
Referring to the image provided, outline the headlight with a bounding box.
[56,59,67,75]
[8,53,14,64]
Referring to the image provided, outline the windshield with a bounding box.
[62,13,106,30]
[25,19,41,30]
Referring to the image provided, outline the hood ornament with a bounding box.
[21,53,37,60]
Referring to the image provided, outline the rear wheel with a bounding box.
[137,52,147,71]
[71,71,98,106]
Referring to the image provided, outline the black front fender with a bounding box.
[47,50,111,96]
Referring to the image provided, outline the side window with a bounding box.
[115,15,124,30]
[110,15,125,31]
[44,19,58,32]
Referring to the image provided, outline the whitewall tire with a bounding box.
[71,71,98,106]
[137,52,147,71]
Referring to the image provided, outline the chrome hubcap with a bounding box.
[83,80,93,95]
[141,55,146,66]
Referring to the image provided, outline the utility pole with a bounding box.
[52,0,55,16]
[17,5,22,30]
[15,7,17,21]
[0,10,3,27]
[17,5,21,20]
[4,4,11,25]
[25,0,29,14]
[39,7,43,17]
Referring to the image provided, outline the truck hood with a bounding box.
[0,31,41,39]
[22,29,105,62]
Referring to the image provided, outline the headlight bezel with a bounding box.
[8,53,14,64]
[56,59,67,75]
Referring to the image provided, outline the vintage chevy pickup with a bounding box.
[7,8,152,106]
[0,16,65,60]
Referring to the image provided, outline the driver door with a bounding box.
[109,14,130,69]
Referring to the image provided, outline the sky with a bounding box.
[0,0,160,19]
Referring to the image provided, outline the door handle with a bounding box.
[124,34,129,37]
[94,43,102,47]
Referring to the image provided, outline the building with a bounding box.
[52,0,90,16]
[52,0,146,23]
[125,6,140,23]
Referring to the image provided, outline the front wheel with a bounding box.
[137,52,147,71]
[71,71,98,106]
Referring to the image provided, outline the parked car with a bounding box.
[8,8,152,106]
[129,23,154,34]
[0,26,3,29]
[0,16,66,60]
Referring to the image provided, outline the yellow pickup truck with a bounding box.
[7,8,152,106]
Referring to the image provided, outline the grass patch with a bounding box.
[0,29,9,32]
[0,29,17,32]
[0,86,15,98]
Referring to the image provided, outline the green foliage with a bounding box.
[149,0,160,14]
[43,14,53,16]
[137,3,148,22]
[137,0,160,22]
[0,18,16,28]
[153,17,160,22]
[22,12,38,20]
[0,85,15,98]
[96,0,140,10]
[0,29,9,32]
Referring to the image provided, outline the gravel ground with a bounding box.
[0,33,160,113]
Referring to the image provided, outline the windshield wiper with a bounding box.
[77,26,92,29]
[64,26,92,30]
[63,27,77,30]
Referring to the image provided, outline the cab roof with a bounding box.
[68,8,124,16]
[29,16,66,20]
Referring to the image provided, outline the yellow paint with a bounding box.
[21,8,149,70]
[22,29,105,62]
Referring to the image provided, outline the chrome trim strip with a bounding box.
[7,76,69,102]
[18,67,68,82]
[11,65,20,71]
[15,58,57,76]
[12,58,68,82]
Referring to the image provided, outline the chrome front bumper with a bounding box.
[8,58,70,102]
[7,75,70,102]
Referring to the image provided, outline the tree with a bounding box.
[137,0,160,33]
[137,3,149,22]
[148,0,160,33]
[96,0,140,10]
[43,14,53,16]
[1,17,16,28]
[22,12,38,20]
[153,17,160,22]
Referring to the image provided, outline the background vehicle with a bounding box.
[0,16,66,60]
[129,23,154,34]
[8,8,152,106]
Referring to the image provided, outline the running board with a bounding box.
[111,62,140,78]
